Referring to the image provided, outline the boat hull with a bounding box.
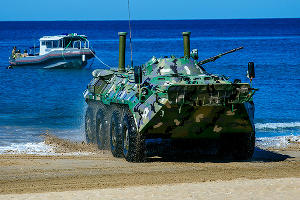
[9,49,94,69]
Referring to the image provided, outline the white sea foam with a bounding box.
[0,142,91,156]
[255,122,300,130]
[256,135,300,148]
[0,136,299,155]
[0,142,54,155]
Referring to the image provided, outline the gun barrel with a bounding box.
[198,46,243,65]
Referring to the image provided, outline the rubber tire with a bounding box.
[85,107,96,144]
[110,110,123,157]
[95,108,108,150]
[122,111,145,162]
[232,131,255,160]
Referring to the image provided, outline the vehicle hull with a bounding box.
[139,102,255,140]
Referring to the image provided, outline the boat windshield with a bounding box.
[63,38,89,49]
[40,39,89,49]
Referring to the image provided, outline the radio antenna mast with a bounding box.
[128,0,133,68]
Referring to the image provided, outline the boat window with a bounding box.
[41,41,46,46]
[67,41,73,48]
[58,40,63,48]
[46,41,52,48]
[63,40,73,48]
[73,41,80,49]
[53,40,59,48]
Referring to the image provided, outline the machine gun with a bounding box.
[198,47,243,65]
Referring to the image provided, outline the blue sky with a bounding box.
[1,0,299,21]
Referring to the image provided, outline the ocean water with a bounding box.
[0,19,299,153]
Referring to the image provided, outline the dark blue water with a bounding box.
[0,19,300,148]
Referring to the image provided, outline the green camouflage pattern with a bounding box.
[84,49,256,140]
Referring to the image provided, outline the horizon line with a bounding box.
[0,17,299,22]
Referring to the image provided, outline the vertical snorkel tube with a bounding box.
[118,32,127,72]
[182,32,191,59]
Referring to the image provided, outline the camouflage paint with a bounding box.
[84,52,257,140]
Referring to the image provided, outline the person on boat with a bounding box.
[15,50,21,59]
[11,46,17,59]
[22,50,28,57]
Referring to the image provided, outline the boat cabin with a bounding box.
[39,33,90,55]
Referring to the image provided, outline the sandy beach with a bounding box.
[0,136,300,199]
[1,178,300,200]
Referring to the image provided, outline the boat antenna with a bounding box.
[128,0,133,68]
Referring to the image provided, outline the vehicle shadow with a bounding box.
[145,147,293,163]
[252,147,292,162]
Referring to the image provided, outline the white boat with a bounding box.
[9,33,95,69]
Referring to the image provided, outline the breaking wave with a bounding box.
[255,122,300,130]
[0,142,92,156]
[256,135,300,148]
[0,142,55,155]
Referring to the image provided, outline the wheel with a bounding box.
[85,106,96,144]
[232,131,255,160]
[122,109,145,162]
[95,107,108,149]
[110,109,123,157]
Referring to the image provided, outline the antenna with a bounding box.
[128,0,133,68]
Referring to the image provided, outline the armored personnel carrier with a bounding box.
[84,32,257,162]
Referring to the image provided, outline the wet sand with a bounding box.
[0,136,300,199]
